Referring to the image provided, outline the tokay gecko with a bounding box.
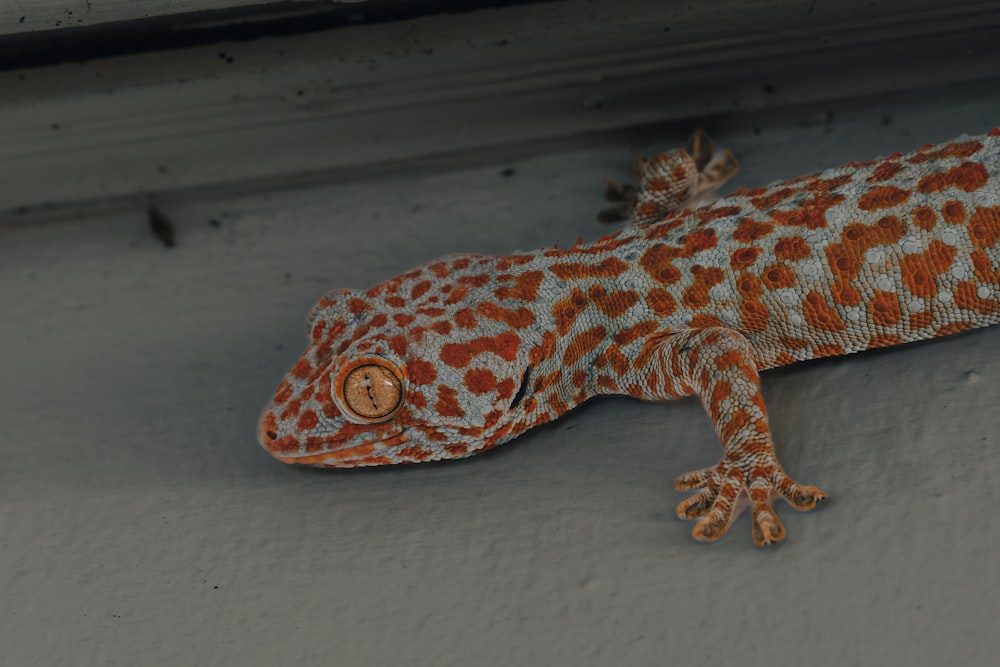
[259,129,1000,546]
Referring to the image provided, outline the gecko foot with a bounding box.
[598,129,740,226]
[674,460,826,546]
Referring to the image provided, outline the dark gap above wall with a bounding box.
[0,0,548,71]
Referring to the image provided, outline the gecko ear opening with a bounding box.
[306,288,367,338]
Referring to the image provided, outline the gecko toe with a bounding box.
[750,500,787,546]
[676,488,716,519]
[674,464,716,491]
[772,468,827,511]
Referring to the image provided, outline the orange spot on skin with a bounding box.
[926,239,957,271]
[476,302,535,329]
[600,346,630,376]
[394,313,414,327]
[683,229,718,255]
[410,281,432,300]
[349,298,369,315]
[740,300,770,332]
[458,273,491,288]
[770,194,845,228]
[813,344,844,358]
[968,206,1000,249]
[908,311,933,329]
[494,271,544,301]
[870,290,902,327]
[773,236,811,261]
[867,334,904,349]
[760,264,797,290]
[405,358,438,385]
[971,250,998,282]
[435,385,464,418]
[639,244,683,285]
[572,369,587,388]
[550,257,628,280]
[917,162,990,193]
[689,314,724,328]
[908,140,983,163]
[410,390,427,410]
[912,205,937,231]
[428,262,450,278]
[803,291,846,332]
[529,330,557,366]
[439,332,521,368]
[831,279,862,306]
[431,321,452,335]
[901,254,940,299]
[397,446,432,462]
[869,161,903,182]
[494,378,515,401]
[773,352,797,366]
[464,368,498,394]
[297,410,319,431]
[720,409,752,445]
[955,281,998,314]
[857,185,911,210]
[614,320,660,345]
[733,218,774,243]
[595,375,618,391]
[936,322,974,336]
[390,335,408,356]
[635,201,667,221]
[941,200,967,225]
[563,326,606,366]
[454,308,477,329]
[750,187,794,211]
[442,442,469,456]
[682,266,724,308]
[553,288,588,335]
[730,246,762,269]
[646,289,677,317]
[384,295,406,308]
[280,397,303,420]
[736,273,762,299]
[290,358,312,380]
[272,380,294,406]
[444,285,469,305]
[589,286,640,319]
[494,254,535,271]
[708,381,731,420]
[643,218,685,240]
[644,176,673,192]
[697,205,742,223]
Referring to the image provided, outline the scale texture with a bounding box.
[259,129,1000,545]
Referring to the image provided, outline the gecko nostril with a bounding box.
[266,431,277,440]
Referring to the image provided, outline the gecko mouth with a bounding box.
[268,429,411,467]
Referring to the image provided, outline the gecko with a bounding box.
[258,128,1000,546]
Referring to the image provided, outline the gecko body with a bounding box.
[259,129,1000,545]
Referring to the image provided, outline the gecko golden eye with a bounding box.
[334,358,405,423]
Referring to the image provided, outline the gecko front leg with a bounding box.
[632,327,826,545]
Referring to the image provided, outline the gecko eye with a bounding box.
[333,357,405,423]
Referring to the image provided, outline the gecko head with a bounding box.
[257,256,541,468]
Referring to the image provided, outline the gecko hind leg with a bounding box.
[599,129,741,225]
